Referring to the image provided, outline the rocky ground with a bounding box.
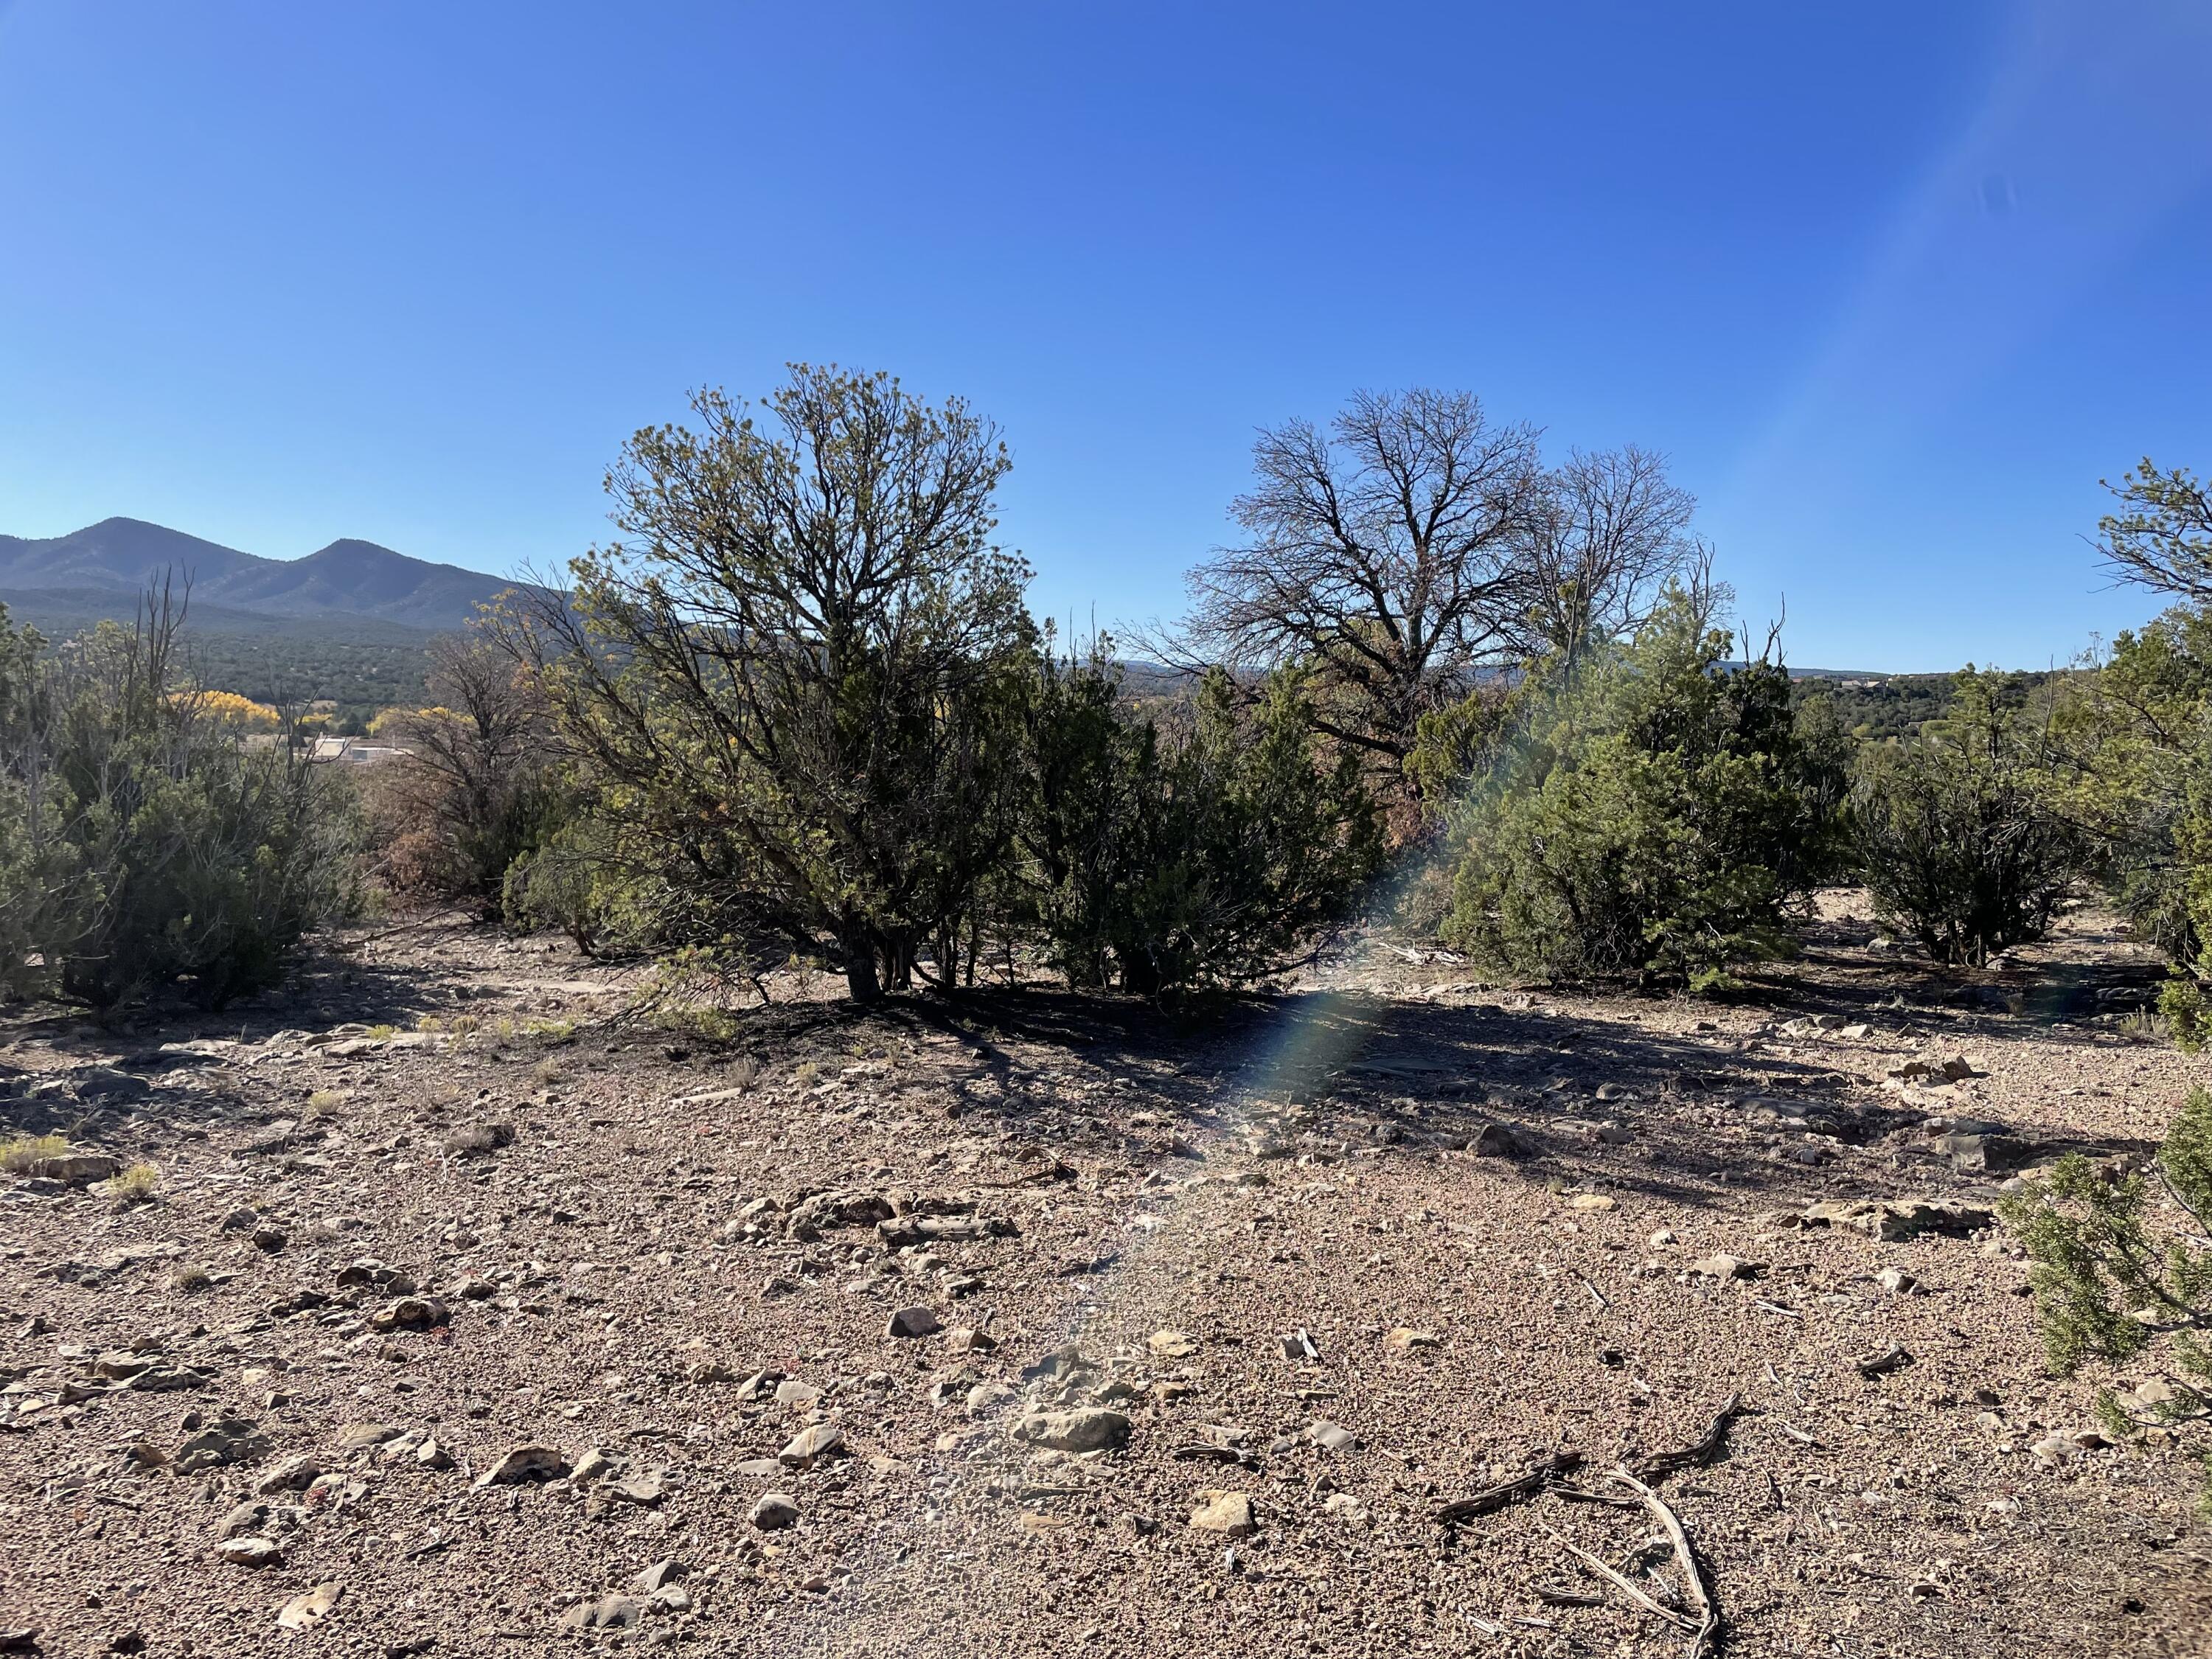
[2,897,2209,1658]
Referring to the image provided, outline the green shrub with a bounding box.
[2161,978,2211,1054]
[2003,1088,2212,1510]
[1020,656,1382,996]
[500,366,1034,1000]
[1851,671,2079,966]
[1441,589,1845,987]
[0,599,362,1009]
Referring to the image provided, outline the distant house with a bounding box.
[308,735,406,766]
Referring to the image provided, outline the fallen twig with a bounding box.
[1532,1584,1607,1608]
[1551,1531,1697,1631]
[1610,1467,1719,1656]
[1636,1393,1745,1480]
[1435,1449,1584,1523]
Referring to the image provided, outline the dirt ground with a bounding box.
[3,895,2209,1658]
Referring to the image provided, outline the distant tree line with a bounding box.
[12,362,2212,1025]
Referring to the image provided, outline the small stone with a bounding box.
[1305,1422,1356,1453]
[1188,1489,1256,1536]
[886,1306,942,1340]
[335,1423,403,1453]
[415,1436,453,1470]
[1649,1228,1677,1247]
[1691,1253,1761,1281]
[215,1536,282,1567]
[750,1492,801,1530]
[1149,1329,1197,1359]
[276,1584,343,1632]
[1877,1267,1916,1295]
[1854,1343,1914,1379]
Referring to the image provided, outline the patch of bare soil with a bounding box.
[2,900,2208,1658]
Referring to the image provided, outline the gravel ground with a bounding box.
[2,897,2208,1658]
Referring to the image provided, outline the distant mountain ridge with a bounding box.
[0,517,528,632]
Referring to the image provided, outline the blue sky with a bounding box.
[3,1,2210,670]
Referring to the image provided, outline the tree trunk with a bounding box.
[844,942,882,1001]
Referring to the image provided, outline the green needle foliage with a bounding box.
[1851,671,2081,967]
[1441,587,1846,990]
[2004,1088,2212,1509]
[0,597,361,1009]
[1020,652,1382,996]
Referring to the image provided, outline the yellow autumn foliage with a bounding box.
[185,689,282,730]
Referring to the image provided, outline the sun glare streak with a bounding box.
[1724,3,2212,515]
[793,653,1609,1646]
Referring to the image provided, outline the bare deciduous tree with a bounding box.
[1152,388,1697,795]
[1516,445,1698,663]
[370,630,557,912]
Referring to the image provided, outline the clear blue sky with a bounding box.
[3,2,2210,671]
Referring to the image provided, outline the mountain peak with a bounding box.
[302,538,409,564]
[0,519,525,632]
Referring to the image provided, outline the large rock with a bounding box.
[750,1492,801,1530]
[474,1444,569,1487]
[1012,1408,1130,1453]
[778,1424,845,1468]
[885,1306,942,1340]
[369,1295,448,1332]
[560,1595,644,1631]
[1188,1490,1256,1536]
[21,1152,122,1187]
[175,1419,271,1474]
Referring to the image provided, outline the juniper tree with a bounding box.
[2003,1088,2212,1509]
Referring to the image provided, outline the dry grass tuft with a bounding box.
[104,1161,160,1206]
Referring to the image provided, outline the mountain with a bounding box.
[0,518,531,631]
